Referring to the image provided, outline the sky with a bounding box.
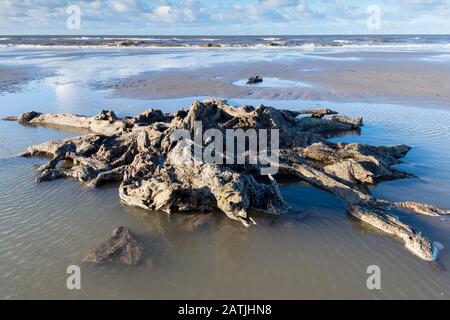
[0,0,449,35]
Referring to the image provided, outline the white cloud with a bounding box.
[111,0,136,13]
[0,0,448,34]
[145,0,207,23]
[261,0,297,8]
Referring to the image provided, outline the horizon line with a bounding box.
[2,33,450,37]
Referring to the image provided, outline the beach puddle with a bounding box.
[299,68,319,72]
[232,77,311,88]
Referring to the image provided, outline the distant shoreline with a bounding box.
[1,34,450,50]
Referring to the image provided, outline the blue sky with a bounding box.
[1,0,449,35]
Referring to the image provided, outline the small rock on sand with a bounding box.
[247,76,263,85]
[84,226,144,266]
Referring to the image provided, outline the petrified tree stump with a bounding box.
[4,99,448,261]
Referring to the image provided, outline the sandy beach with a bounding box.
[95,51,450,109]
[1,43,450,300]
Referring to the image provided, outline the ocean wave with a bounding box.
[337,43,450,50]
[333,40,353,45]
[1,38,449,51]
[261,37,282,41]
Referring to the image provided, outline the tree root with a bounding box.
[4,99,448,261]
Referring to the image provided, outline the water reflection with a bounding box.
[322,128,362,139]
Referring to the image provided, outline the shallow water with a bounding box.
[232,77,311,88]
[1,49,450,299]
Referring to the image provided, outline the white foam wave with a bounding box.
[262,37,282,41]
[1,42,450,51]
[333,40,353,44]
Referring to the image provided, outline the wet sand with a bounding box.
[96,51,450,109]
[0,66,31,93]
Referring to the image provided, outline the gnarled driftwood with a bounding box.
[4,99,448,261]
